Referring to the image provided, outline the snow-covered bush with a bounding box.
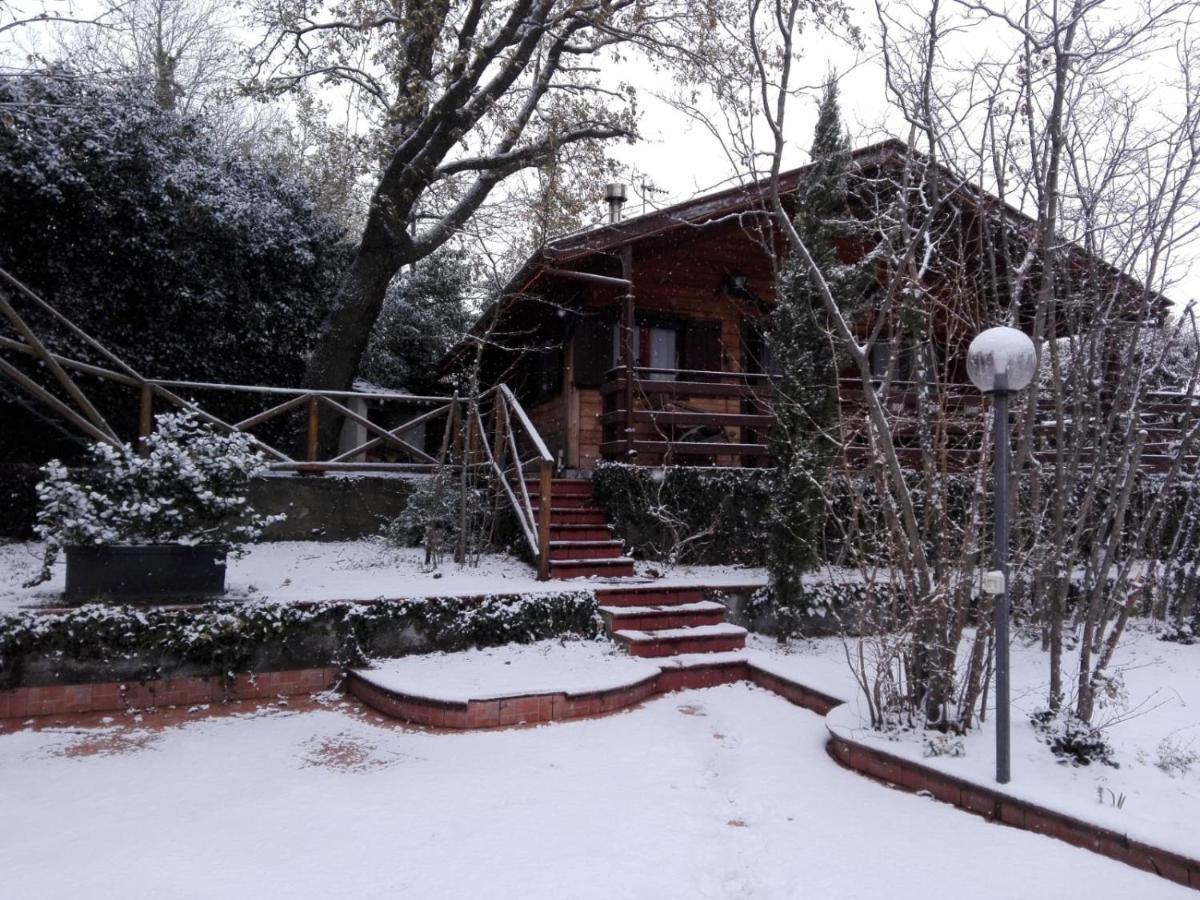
[592,463,774,565]
[0,68,350,464]
[1153,737,1199,778]
[34,413,280,564]
[1032,708,1119,768]
[923,734,966,758]
[382,468,493,570]
[0,590,602,687]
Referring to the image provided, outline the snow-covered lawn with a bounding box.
[0,540,766,613]
[750,628,1200,860]
[0,684,1188,899]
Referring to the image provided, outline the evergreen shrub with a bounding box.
[0,590,602,688]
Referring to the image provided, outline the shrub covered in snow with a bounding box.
[0,590,602,687]
[592,463,773,566]
[33,414,280,569]
[0,69,350,463]
[1032,708,1119,768]
[382,468,496,570]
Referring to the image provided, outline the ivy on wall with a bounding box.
[0,591,602,689]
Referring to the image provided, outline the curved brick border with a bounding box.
[824,728,1200,892]
[347,655,843,730]
[0,667,339,719]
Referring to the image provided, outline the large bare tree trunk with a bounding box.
[301,210,411,395]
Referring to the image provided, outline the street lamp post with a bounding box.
[967,326,1037,785]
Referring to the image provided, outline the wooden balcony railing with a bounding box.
[599,366,775,465]
[599,367,1200,473]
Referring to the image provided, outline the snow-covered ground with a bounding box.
[0,685,1188,899]
[0,540,766,613]
[750,628,1200,860]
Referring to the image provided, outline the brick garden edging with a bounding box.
[824,723,1200,892]
[346,656,751,729]
[0,667,339,719]
[347,654,844,730]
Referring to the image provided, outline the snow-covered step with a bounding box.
[549,540,626,560]
[523,478,593,496]
[601,600,728,632]
[614,623,747,658]
[657,650,750,669]
[550,523,614,542]
[592,586,705,608]
[535,507,608,526]
[548,556,635,579]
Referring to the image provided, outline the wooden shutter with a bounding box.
[683,319,723,376]
[573,314,614,388]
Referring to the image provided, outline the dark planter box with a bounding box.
[64,544,227,602]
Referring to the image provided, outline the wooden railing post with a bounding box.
[492,392,507,466]
[439,393,460,465]
[536,457,553,581]
[305,395,320,465]
[138,383,153,455]
[620,245,636,461]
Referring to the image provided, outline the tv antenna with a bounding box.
[636,179,669,214]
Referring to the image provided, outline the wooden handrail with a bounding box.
[145,378,449,403]
[497,384,554,463]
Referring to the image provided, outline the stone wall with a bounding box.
[249,473,420,541]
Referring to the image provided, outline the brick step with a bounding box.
[523,479,593,496]
[614,623,747,658]
[529,493,595,509]
[548,557,635,579]
[601,600,728,632]
[535,507,608,526]
[549,540,626,560]
[592,587,706,608]
[550,524,613,541]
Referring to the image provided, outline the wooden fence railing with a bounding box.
[0,268,557,579]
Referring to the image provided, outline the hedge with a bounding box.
[592,462,1200,569]
[592,464,773,565]
[0,464,39,540]
[0,590,602,689]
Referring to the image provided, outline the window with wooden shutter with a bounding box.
[683,319,723,376]
[572,314,615,388]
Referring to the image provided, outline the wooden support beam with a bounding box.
[0,356,122,448]
[0,287,117,439]
[138,385,154,455]
[620,245,635,461]
[537,459,553,581]
[306,396,320,464]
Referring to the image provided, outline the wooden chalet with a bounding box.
[448,139,1169,473]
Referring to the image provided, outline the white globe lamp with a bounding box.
[967,326,1037,394]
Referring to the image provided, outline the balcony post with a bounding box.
[620,245,635,461]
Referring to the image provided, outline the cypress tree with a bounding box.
[767,77,858,636]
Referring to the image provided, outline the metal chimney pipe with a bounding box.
[605,183,628,223]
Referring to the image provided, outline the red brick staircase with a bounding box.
[595,585,748,658]
[527,478,747,660]
[528,478,635,579]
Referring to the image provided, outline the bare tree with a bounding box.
[699,0,1200,737]
[241,0,707,411]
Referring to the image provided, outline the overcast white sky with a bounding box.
[3,0,1197,307]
